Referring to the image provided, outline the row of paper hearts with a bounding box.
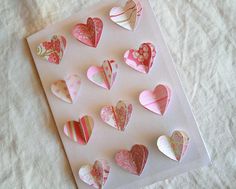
[78,131,189,189]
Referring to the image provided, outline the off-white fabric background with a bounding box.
[1,0,235,188]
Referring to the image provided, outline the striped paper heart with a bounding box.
[51,74,81,104]
[79,159,110,189]
[64,116,94,145]
[139,84,171,115]
[109,0,142,31]
[100,101,133,131]
[87,60,118,90]
[157,131,189,161]
[37,35,66,64]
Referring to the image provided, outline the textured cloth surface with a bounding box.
[1,0,236,188]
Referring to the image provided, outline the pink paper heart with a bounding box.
[109,0,143,31]
[157,131,189,161]
[115,144,148,176]
[139,84,171,115]
[64,116,94,145]
[51,74,81,104]
[87,60,118,90]
[72,17,103,48]
[79,159,110,189]
[37,35,66,64]
[124,43,156,73]
[100,101,132,131]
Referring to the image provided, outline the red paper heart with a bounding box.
[72,17,103,48]
[115,144,148,175]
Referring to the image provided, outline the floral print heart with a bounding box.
[115,144,148,176]
[51,74,81,104]
[37,35,66,64]
[79,159,110,189]
[87,60,118,90]
[124,42,156,74]
[64,115,94,145]
[72,17,103,48]
[157,131,189,161]
[109,0,143,31]
[139,84,171,115]
[100,100,132,131]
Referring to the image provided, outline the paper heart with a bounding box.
[72,17,103,48]
[37,35,66,64]
[64,116,94,145]
[115,144,148,175]
[51,74,81,104]
[139,84,171,115]
[87,60,118,90]
[100,101,132,131]
[109,0,143,31]
[157,131,189,161]
[124,43,156,74]
[79,159,110,189]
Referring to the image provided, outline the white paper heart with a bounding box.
[79,160,110,189]
[51,74,81,104]
[157,131,189,161]
[109,0,143,31]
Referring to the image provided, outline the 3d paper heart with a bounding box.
[100,101,132,131]
[64,116,94,145]
[124,43,156,74]
[72,17,103,48]
[79,159,110,189]
[157,131,189,161]
[109,0,142,31]
[87,60,118,90]
[115,144,148,176]
[37,35,66,64]
[51,74,81,104]
[139,84,171,115]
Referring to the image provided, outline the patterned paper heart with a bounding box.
[87,60,118,90]
[79,159,110,189]
[51,74,81,104]
[100,101,132,131]
[139,84,171,115]
[157,131,189,161]
[72,17,103,48]
[115,144,148,176]
[64,116,94,145]
[109,0,143,31]
[124,43,156,74]
[37,35,66,64]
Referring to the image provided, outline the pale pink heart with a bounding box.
[139,84,171,115]
[100,101,132,131]
[124,43,156,74]
[78,160,110,189]
[51,74,81,104]
[157,131,190,161]
[109,0,143,31]
[87,60,118,90]
[72,17,103,48]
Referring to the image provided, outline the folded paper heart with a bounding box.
[115,144,148,176]
[124,43,156,74]
[157,131,189,161]
[87,60,118,90]
[37,35,66,64]
[79,159,110,189]
[100,101,132,131]
[139,84,171,115]
[64,115,94,145]
[72,17,103,48]
[109,0,142,31]
[51,74,81,104]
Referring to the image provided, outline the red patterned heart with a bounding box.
[72,17,103,48]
